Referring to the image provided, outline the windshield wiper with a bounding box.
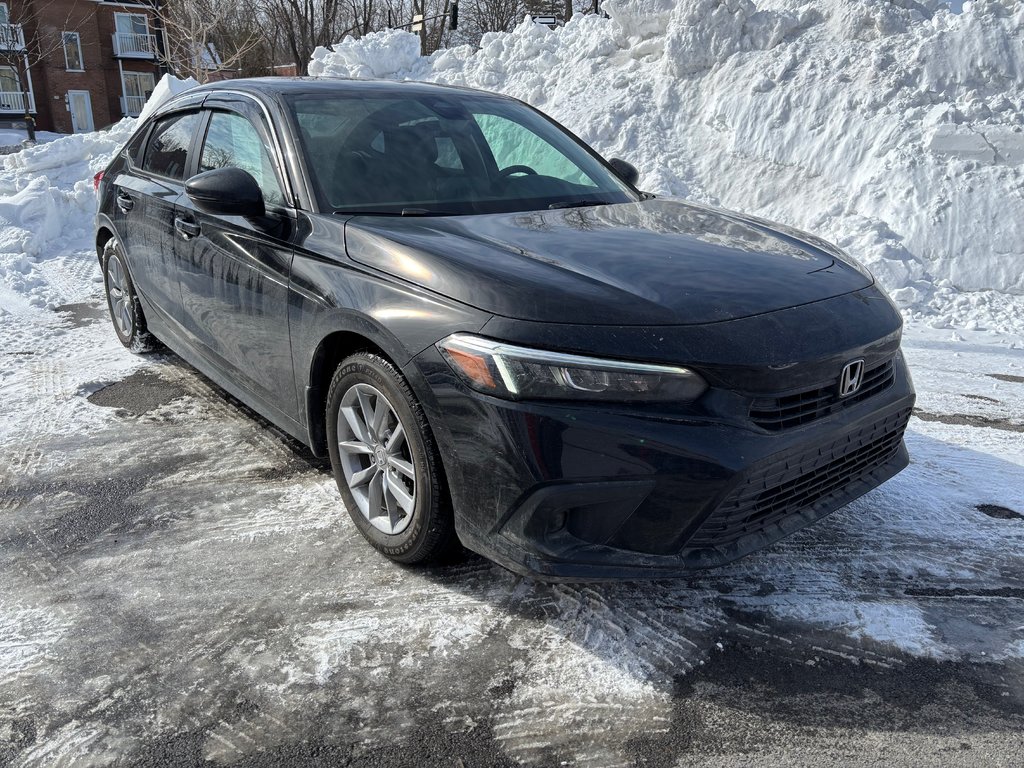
[547,200,607,210]
[332,208,456,217]
[399,208,456,216]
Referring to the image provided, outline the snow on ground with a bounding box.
[0,75,195,318]
[0,268,1022,764]
[0,130,62,150]
[0,5,1023,764]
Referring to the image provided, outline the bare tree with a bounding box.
[157,0,263,82]
[457,0,522,43]
[260,0,361,76]
[1,0,88,141]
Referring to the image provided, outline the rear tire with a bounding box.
[326,352,455,564]
[101,239,157,353]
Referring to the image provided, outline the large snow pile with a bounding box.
[0,75,197,310]
[310,0,1024,326]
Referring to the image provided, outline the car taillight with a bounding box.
[93,170,104,191]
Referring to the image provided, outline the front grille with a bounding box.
[750,357,896,431]
[685,407,911,550]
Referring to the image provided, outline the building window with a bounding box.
[114,13,153,56]
[0,66,24,111]
[0,4,22,52]
[63,31,83,71]
[0,65,19,93]
[121,70,154,116]
[115,12,149,35]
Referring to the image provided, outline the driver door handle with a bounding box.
[174,216,201,240]
[116,190,134,213]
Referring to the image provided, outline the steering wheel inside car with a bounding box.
[497,165,538,178]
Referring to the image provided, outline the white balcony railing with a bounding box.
[112,31,156,57]
[0,24,26,50]
[0,90,35,113]
[121,94,147,116]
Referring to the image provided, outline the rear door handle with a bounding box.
[116,191,134,213]
[174,216,201,240]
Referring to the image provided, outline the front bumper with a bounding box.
[411,348,915,581]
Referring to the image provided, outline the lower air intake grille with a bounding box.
[750,357,896,431]
[686,407,911,550]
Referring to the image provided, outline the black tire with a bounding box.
[325,352,455,564]
[101,239,157,353]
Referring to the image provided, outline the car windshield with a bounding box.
[286,90,638,216]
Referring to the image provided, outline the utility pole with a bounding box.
[417,0,427,55]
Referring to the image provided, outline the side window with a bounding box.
[141,111,200,179]
[124,126,149,166]
[199,111,285,206]
[474,113,597,188]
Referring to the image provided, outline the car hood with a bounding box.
[343,198,873,326]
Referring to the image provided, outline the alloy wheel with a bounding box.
[336,382,417,534]
[106,253,133,337]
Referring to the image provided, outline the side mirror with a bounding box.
[185,167,265,218]
[608,157,640,186]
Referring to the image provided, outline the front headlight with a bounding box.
[437,334,707,402]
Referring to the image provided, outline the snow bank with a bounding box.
[137,73,201,124]
[0,75,196,310]
[310,0,1024,305]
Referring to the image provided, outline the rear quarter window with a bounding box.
[123,126,149,166]
[141,111,201,180]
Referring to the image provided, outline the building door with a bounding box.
[121,71,154,116]
[68,90,93,133]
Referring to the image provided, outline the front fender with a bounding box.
[289,251,490,455]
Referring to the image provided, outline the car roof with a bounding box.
[197,76,510,101]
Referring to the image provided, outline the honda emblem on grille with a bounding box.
[839,359,865,397]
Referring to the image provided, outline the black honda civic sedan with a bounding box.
[95,78,914,580]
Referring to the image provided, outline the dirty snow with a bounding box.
[0,305,1022,763]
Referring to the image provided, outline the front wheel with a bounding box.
[325,352,455,564]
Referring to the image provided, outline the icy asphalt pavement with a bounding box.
[2,290,1024,767]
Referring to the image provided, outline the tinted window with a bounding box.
[124,125,149,165]
[142,112,200,179]
[199,111,285,206]
[288,92,635,215]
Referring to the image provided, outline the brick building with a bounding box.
[1,0,163,133]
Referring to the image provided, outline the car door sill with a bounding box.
[145,311,309,449]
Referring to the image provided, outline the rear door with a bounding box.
[172,100,300,421]
[112,109,203,325]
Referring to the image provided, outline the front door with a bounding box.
[172,105,299,419]
[68,90,93,133]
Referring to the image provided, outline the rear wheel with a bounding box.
[102,239,156,353]
[326,352,455,564]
